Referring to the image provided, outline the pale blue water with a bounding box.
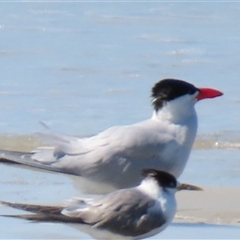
[0,2,240,239]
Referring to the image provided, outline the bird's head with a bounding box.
[142,169,203,193]
[151,79,223,114]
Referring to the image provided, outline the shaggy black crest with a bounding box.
[142,169,177,189]
[151,79,199,111]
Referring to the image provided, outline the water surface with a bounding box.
[0,2,240,239]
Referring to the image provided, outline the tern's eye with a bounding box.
[188,88,198,95]
[168,181,176,188]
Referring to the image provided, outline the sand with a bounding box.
[175,186,240,226]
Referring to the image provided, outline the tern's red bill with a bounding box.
[197,88,223,101]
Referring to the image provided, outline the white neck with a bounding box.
[152,94,198,125]
[137,177,162,200]
[137,177,177,221]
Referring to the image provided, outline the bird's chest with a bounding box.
[152,126,194,175]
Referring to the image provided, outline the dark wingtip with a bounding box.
[0,158,21,165]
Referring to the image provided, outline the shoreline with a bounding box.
[175,186,240,226]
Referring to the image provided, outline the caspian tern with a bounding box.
[0,79,223,193]
[0,169,202,240]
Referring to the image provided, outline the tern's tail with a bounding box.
[0,149,68,174]
[0,200,85,223]
[0,150,30,165]
[0,200,62,222]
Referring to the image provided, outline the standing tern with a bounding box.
[0,169,202,240]
[0,79,223,193]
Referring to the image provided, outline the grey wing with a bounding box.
[63,189,167,237]
[0,200,88,223]
[0,190,166,237]
[0,127,109,173]
[0,120,174,184]
[74,121,175,188]
[0,200,63,215]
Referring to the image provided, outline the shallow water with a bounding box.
[1,216,240,239]
[0,2,240,239]
[159,223,240,239]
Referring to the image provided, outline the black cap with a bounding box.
[142,169,177,189]
[152,79,198,111]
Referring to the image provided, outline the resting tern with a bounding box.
[0,79,223,193]
[0,169,202,240]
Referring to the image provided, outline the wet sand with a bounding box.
[176,186,240,226]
